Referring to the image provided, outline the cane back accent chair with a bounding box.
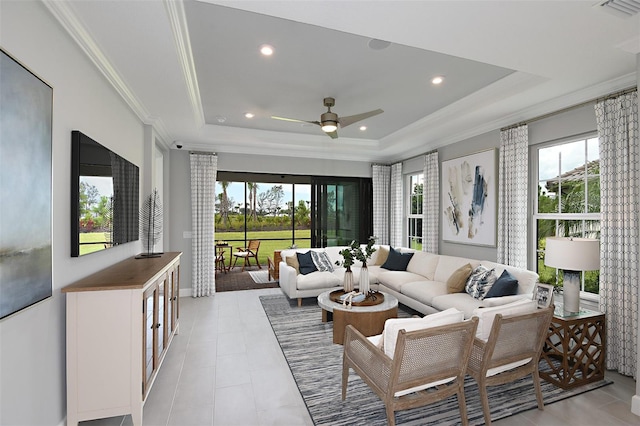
[342,318,479,426]
[466,306,554,426]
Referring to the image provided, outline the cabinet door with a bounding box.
[142,285,156,395]
[156,276,166,358]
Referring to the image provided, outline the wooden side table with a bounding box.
[268,250,282,281]
[539,304,605,389]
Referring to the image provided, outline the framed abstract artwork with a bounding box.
[442,149,497,246]
[0,49,53,320]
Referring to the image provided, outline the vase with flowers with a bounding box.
[335,246,355,292]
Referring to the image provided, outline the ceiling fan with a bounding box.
[271,97,383,139]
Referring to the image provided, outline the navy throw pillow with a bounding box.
[380,247,414,271]
[484,269,519,298]
[296,251,318,275]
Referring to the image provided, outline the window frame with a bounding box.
[530,132,600,301]
[406,172,424,250]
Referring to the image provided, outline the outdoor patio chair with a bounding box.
[231,239,261,271]
[466,306,554,426]
[342,317,478,426]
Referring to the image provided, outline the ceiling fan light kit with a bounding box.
[271,96,383,139]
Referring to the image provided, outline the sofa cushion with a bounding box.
[431,293,484,319]
[406,251,439,280]
[481,295,527,307]
[480,261,538,295]
[311,251,334,272]
[446,263,473,293]
[285,255,300,274]
[297,251,318,275]
[434,255,481,283]
[381,247,414,271]
[472,299,537,341]
[373,245,390,266]
[465,265,497,300]
[484,269,518,298]
[382,307,464,358]
[296,271,342,290]
[377,270,426,292]
[401,281,448,305]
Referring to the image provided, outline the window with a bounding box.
[533,135,600,296]
[407,173,424,250]
[215,174,312,266]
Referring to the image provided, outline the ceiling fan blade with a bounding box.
[271,116,320,126]
[338,109,384,128]
[326,130,338,139]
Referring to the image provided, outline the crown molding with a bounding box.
[163,0,206,129]
[42,0,172,144]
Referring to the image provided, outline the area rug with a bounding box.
[248,269,277,284]
[215,270,279,292]
[260,294,612,426]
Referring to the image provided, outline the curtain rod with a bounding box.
[399,149,439,164]
[501,86,637,132]
[189,150,217,156]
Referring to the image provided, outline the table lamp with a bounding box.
[544,237,600,314]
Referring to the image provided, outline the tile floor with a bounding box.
[82,288,639,426]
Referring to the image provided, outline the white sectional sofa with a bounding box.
[278,245,538,318]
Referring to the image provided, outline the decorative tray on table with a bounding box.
[329,289,384,306]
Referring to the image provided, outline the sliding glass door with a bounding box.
[312,177,372,247]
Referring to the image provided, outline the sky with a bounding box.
[216,181,311,210]
[538,137,599,190]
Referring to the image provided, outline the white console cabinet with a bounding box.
[63,252,181,426]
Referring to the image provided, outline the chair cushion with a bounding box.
[382,308,464,358]
[484,269,519,298]
[286,255,300,274]
[311,251,334,272]
[296,251,318,275]
[447,263,473,293]
[472,299,537,341]
[465,265,497,300]
[381,247,414,271]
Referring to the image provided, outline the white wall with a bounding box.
[0,2,145,424]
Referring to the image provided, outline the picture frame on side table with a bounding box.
[441,149,497,247]
[533,283,554,309]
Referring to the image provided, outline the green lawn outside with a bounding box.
[216,229,311,267]
[79,232,111,256]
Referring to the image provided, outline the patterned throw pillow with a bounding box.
[465,265,498,300]
[311,251,334,272]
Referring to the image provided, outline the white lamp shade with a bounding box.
[544,237,600,271]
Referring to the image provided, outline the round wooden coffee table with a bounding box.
[317,289,398,344]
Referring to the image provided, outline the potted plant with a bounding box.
[335,237,377,294]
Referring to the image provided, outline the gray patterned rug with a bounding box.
[260,294,612,426]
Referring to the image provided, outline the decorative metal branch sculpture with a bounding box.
[136,188,163,258]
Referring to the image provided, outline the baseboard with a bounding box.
[632,394,640,416]
[179,287,191,298]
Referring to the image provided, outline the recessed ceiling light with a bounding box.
[259,44,274,56]
[244,112,254,119]
[432,76,444,85]
[215,115,226,123]
[359,126,367,131]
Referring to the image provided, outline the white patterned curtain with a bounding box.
[422,152,439,253]
[372,164,390,245]
[390,162,403,247]
[190,153,218,297]
[596,91,638,378]
[497,124,529,269]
